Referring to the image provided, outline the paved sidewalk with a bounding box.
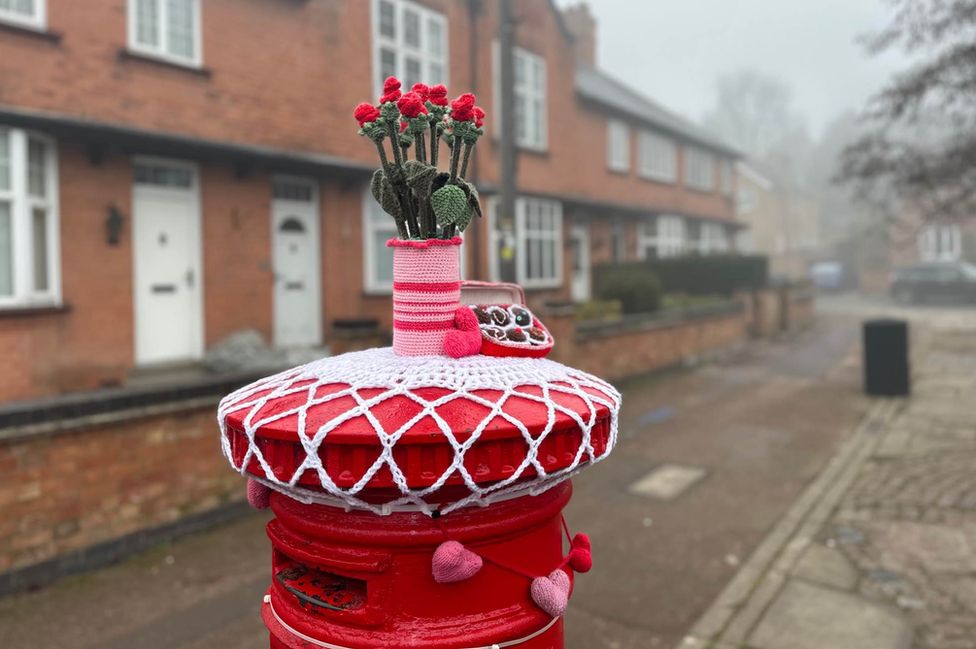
[680,312,976,649]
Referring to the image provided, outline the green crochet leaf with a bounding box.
[431,184,473,231]
[370,168,401,220]
[403,160,438,199]
[461,180,483,219]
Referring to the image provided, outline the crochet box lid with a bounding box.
[218,347,620,515]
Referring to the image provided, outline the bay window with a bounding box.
[638,215,685,259]
[684,146,715,191]
[0,127,59,307]
[488,197,562,288]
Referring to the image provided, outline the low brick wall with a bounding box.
[548,302,749,381]
[0,396,244,584]
[742,287,816,338]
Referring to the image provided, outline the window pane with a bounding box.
[405,57,421,87]
[135,0,159,47]
[428,18,442,56]
[531,98,543,146]
[0,0,35,17]
[514,53,525,86]
[428,62,444,85]
[32,207,48,292]
[273,180,313,202]
[378,0,395,38]
[380,48,397,83]
[167,0,196,59]
[28,138,46,198]
[135,163,192,188]
[0,202,11,296]
[404,9,420,48]
[0,130,9,192]
[373,229,394,285]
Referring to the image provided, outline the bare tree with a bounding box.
[702,69,812,188]
[841,0,976,222]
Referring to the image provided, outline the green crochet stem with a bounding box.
[415,132,426,164]
[385,120,420,238]
[429,122,439,167]
[373,140,408,239]
[449,133,462,183]
[459,141,474,179]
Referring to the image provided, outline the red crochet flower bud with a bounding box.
[474,106,486,128]
[397,91,429,118]
[428,84,449,107]
[451,93,476,122]
[353,102,381,126]
[380,76,402,104]
[410,82,430,103]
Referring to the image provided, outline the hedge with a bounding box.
[594,255,768,299]
[592,265,663,314]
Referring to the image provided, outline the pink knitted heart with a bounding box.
[246,478,271,510]
[444,307,482,358]
[432,540,483,583]
[530,568,571,617]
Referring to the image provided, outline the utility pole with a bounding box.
[498,0,517,283]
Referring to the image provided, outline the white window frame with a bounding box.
[0,127,60,309]
[919,224,962,262]
[638,130,677,183]
[127,0,203,68]
[699,222,730,255]
[0,0,45,30]
[493,42,548,151]
[607,119,629,172]
[487,196,562,288]
[371,0,449,98]
[684,146,715,191]
[638,215,685,260]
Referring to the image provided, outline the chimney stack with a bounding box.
[562,2,597,68]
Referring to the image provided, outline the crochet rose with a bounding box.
[379,76,402,104]
[474,106,486,128]
[354,102,381,127]
[397,91,429,118]
[410,82,430,103]
[451,93,476,122]
[429,84,449,107]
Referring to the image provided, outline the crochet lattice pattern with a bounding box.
[218,348,620,516]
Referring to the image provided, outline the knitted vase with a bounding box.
[389,237,462,356]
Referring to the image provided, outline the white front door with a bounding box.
[132,159,203,365]
[272,177,322,348]
[570,223,591,303]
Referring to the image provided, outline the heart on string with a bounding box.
[444,307,483,358]
[567,532,593,573]
[530,568,571,617]
[246,478,271,510]
[432,540,483,583]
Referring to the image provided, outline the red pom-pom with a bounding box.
[397,91,429,118]
[410,82,430,102]
[474,106,486,128]
[567,533,592,572]
[354,102,380,126]
[380,76,402,104]
[429,84,449,107]
[444,307,483,358]
[451,93,476,122]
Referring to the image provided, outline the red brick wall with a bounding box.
[0,406,242,573]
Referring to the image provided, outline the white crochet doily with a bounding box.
[218,348,620,515]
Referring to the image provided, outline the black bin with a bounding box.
[863,319,910,396]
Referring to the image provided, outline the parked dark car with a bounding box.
[891,262,976,304]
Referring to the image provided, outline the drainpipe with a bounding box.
[468,0,483,279]
[498,0,518,283]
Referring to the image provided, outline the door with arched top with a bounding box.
[272,177,322,348]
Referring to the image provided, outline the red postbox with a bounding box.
[219,336,620,648]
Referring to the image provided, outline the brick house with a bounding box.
[0,0,739,403]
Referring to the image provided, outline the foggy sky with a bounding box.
[560,0,909,137]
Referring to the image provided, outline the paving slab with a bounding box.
[749,580,913,649]
[628,464,706,500]
[792,543,858,591]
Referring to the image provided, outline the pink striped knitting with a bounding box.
[389,237,463,356]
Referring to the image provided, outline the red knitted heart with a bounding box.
[444,307,483,358]
[567,533,593,572]
[432,540,483,583]
[530,568,571,617]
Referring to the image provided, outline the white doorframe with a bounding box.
[570,223,591,303]
[131,156,204,365]
[271,175,322,347]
